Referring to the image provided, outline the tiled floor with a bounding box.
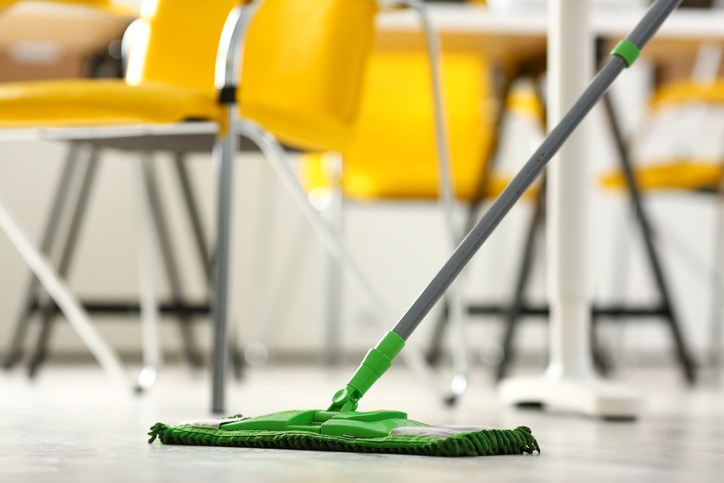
[2,364,722,482]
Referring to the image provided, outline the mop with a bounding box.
[148,0,683,456]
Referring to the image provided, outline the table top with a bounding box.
[0,1,132,54]
[378,3,724,39]
[377,3,724,66]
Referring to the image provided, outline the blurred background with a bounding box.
[1,0,723,387]
[2,1,724,480]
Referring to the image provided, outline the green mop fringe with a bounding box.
[147,423,540,457]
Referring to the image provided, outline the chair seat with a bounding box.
[0,79,221,128]
[651,81,724,111]
[601,161,723,192]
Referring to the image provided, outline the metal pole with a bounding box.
[3,143,81,369]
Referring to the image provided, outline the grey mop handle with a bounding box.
[393,0,684,340]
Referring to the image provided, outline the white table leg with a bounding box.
[499,0,640,419]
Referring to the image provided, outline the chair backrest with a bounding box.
[651,81,724,111]
[241,0,378,150]
[303,34,497,201]
[126,0,378,151]
[126,0,238,93]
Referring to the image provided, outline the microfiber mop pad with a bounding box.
[148,414,539,457]
[148,333,540,457]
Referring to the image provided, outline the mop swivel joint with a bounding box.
[328,332,405,412]
[329,387,361,412]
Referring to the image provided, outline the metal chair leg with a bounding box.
[423,72,520,371]
[406,0,471,405]
[136,152,162,392]
[135,152,163,392]
[252,213,313,362]
[173,153,244,376]
[425,302,449,366]
[3,143,82,369]
[0,189,126,387]
[28,148,101,377]
[237,119,444,401]
[707,161,724,381]
[211,119,238,414]
[495,182,545,381]
[320,153,344,366]
[173,154,213,279]
[603,94,697,385]
[211,0,262,416]
[146,156,204,369]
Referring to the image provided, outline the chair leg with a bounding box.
[135,153,162,392]
[425,302,449,366]
[322,243,344,365]
[253,214,313,360]
[211,119,238,415]
[0,185,125,387]
[3,143,82,370]
[410,0,472,405]
[708,163,724,380]
[590,310,614,376]
[173,154,212,280]
[172,154,244,376]
[28,148,101,377]
[237,120,444,400]
[146,156,204,369]
[320,153,344,366]
[423,71,520,374]
[597,198,638,373]
[236,162,279,372]
[603,93,697,385]
[495,183,545,382]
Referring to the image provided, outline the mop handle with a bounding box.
[392,0,684,340]
[327,0,683,413]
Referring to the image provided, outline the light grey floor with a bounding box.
[1,364,722,483]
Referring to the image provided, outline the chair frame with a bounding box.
[0,0,460,412]
[210,0,468,413]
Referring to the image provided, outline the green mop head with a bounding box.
[148,333,539,456]
[147,410,539,457]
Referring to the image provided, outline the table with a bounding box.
[0,2,132,81]
[498,0,640,419]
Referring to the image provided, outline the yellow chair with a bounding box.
[0,0,376,390]
[0,0,219,382]
[301,58,542,201]
[602,81,724,192]
[0,0,141,384]
[601,78,724,374]
[301,51,495,201]
[0,0,241,392]
[0,0,452,412]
